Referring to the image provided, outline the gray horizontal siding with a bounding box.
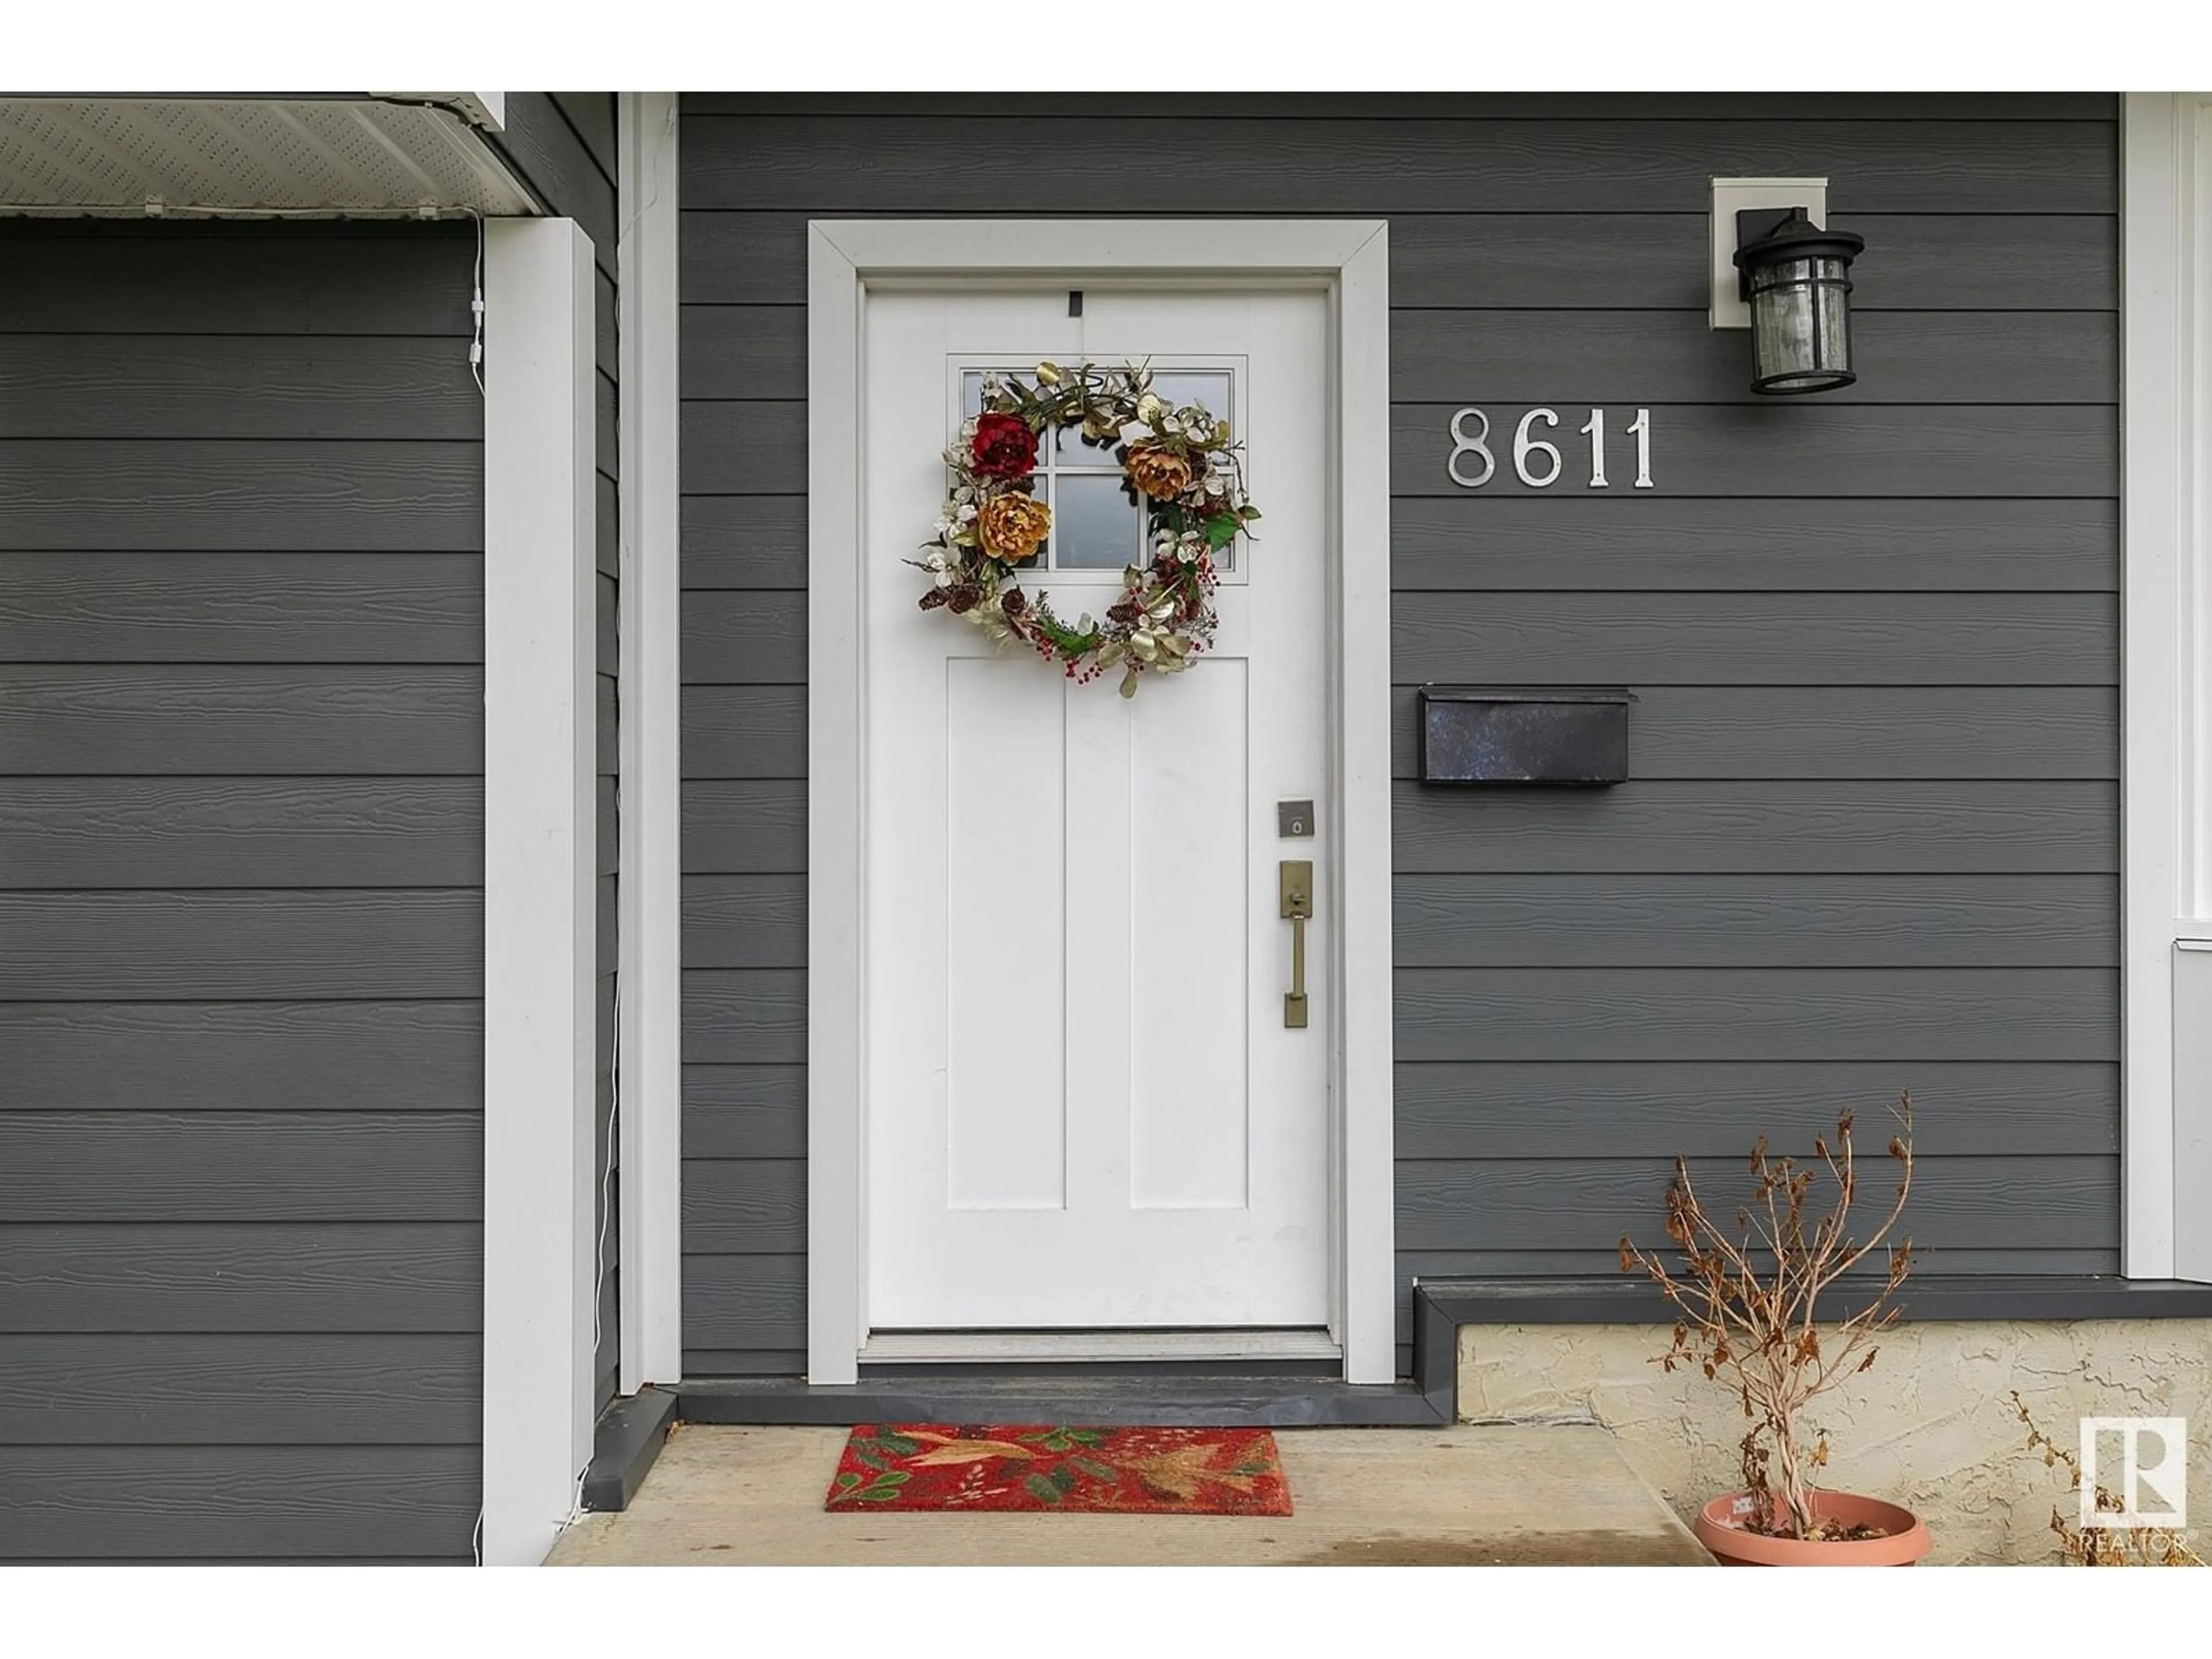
[686,1065,806,1157]
[1399,1156,2117,1249]
[0,441,482,548]
[1392,1063,2118,1157]
[1391,969,2116,1062]
[0,1447,479,1560]
[0,1335,480,1444]
[683,971,807,1063]
[1397,1248,2115,1281]
[1385,404,2118,497]
[1387,498,2118,591]
[684,211,2117,313]
[0,666,483,774]
[684,1253,805,1355]
[2,1001,479,1108]
[0,892,482,998]
[675,93,2123,1384]
[0,778,483,888]
[684,876,806,966]
[683,781,806,870]
[1391,875,2118,967]
[683,687,806,777]
[0,1113,483,1219]
[1389,687,2118,779]
[682,306,2119,404]
[1391,594,2119,684]
[0,336,479,438]
[0,220,484,1562]
[0,222,476,334]
[0,1225,481,1331]
[1389,782,2118,873]
[680,400,2122,498]
[681,496,2121,594]
[683,93,2118,119]
[680,116,2115,213]
[484,92,617,272]
[0,553,484,661]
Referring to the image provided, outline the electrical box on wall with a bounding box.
[1418,687,1637,786]
[1710,176,1830,328]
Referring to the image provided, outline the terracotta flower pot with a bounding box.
[1692,1490,1933,1566]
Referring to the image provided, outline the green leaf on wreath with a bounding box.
[1205,514,1240,550]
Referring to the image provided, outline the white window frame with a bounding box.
[804,219,1397,1383]
[481,215,599,1566]
[615,90,685,1395]
[2122,93,2212,1283]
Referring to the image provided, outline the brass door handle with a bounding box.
[1279,859,1312,1029]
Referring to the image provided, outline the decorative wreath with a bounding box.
[913,360,1260,698]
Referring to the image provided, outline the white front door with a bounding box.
[863,286,1332,1338]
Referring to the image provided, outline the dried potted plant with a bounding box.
[1619,1090,1931,1565]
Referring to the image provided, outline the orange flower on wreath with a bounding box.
[1125,444,1195,500]
[978,492,1052,562]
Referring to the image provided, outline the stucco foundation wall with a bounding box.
[1458,1321,2212,1564]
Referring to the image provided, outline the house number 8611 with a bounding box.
[1447,407,1653,490]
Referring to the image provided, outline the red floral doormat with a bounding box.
[824,1425,1293,1514]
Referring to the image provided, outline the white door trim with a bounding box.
[2120,94,2212,1281]
[806,218,1396,1383]
[614,90,685,1392]
[481,216,598,1565]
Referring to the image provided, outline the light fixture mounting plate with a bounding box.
[1710,176,1829,329]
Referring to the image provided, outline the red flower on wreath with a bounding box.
[971,412,1039,479]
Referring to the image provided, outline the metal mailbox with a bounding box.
[1417,686,1637,786]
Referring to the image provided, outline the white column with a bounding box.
[2175,97,2212,1283]
[616,91,686,1396]
[482,215,597,1565]
[2122,93,2211,1283]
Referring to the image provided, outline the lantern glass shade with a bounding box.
[1747,255,1855,393]
[1732,210,1866,396]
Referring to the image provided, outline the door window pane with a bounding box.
[1052,422,1121,466]
[1149,372,1233,425]
[1052,473,1142,570]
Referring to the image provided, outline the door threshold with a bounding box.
[859,1327,1342,1365]
[677,1373,1447,1428]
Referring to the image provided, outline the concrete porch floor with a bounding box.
[547,1422,1713,1566]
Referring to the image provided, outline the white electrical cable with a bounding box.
[468,209,486,396]
[593,989,618,1370]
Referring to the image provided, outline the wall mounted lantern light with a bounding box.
[1731,206,1866,395]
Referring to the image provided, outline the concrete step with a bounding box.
[547,1421,1713,1566]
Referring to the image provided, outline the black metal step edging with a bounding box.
[580,1385,678,1513]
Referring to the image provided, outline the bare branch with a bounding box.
[1617,1090,1917,1541]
